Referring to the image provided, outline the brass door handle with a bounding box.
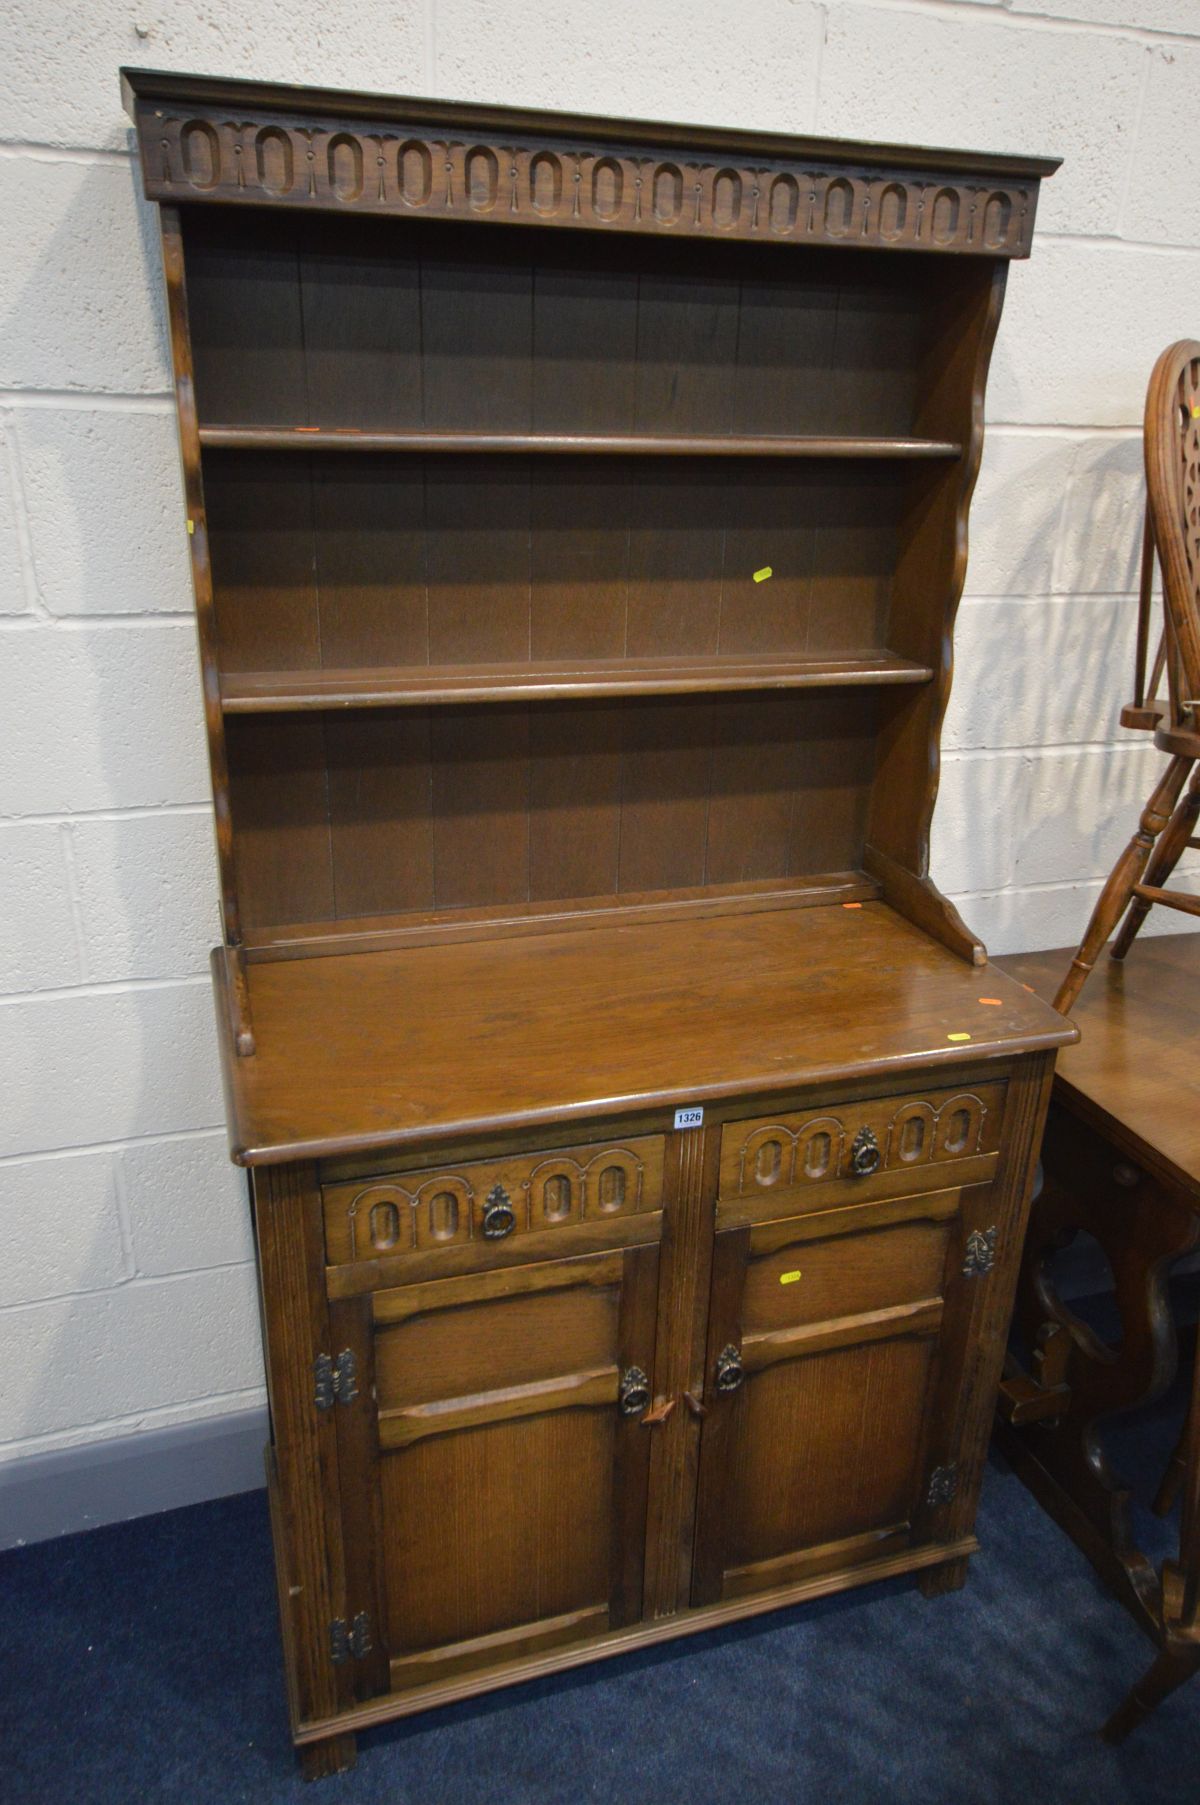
[683,1390,707,1419]
[642,1397,677,1427]
[618,1366,652,1418]
[714,1346,745,1393]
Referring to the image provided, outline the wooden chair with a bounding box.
[1055,340,1200,1014]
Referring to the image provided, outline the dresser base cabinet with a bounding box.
[118,69,1072,1775]
[255,1049,1057,1773]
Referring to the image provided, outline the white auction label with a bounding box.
[673,1106,704,1130]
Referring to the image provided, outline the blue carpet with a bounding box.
[2,1420,1196,1804]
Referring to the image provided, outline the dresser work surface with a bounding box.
[219,902,1071,1165]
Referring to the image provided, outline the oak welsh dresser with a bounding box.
[122,68,1074,1778]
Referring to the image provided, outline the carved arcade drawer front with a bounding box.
[717,1081,1006,1226]
[322,1134,666,1271]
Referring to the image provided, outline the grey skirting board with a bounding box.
[0,1406,269,1550]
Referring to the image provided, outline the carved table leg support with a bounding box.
[1104,1339,1200,1737]
[997,1103,1200,1633]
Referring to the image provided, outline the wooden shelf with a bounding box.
[221,653,934,713]
[198,426,963,459]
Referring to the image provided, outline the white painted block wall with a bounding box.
[2,0,1197,1489]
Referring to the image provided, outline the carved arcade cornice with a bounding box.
[123,71,1055,259]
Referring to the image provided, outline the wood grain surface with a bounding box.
[998,936,1200,1195]
[219,902,1074,1164]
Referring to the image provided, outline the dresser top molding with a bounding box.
[121,67,1060,259]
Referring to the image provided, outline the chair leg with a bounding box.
[1053,756,1193,1013]
[1101,1646,1200,1743]
[1111,764,1200,960]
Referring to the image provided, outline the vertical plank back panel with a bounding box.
[532,246,638,431]
[828,267,925,437]
[625,467,727,658]
[705,696,803,885]
[186,210,307,424]
[528,703,623,902]
[617,699,715,893]
[325,712,435,919]
[430,707,532,909]
[718,469,818,654]
[205,453,320,671]
[312,457,428,668]
[420,235,533,430]
[529,462,632,660]
[808,467,902,654]
[299,216,423,429]
[732,264,840,436]
[425,459,532,663]
[789,693,881,875]
[634,247,739,433]
[226,716,334,929]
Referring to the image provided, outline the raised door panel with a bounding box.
[691,1187,975,1607]
[338,1242,660,1699]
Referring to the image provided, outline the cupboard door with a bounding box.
[338,1242,660,1697]
[691,1189,970,1606]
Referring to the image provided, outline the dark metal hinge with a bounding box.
[963,1226,998,1276]
[314,1349,358,1411]
[926,1463,959,1508]
[330,1611,372,1664]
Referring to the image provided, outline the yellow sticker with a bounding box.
[780,1269,803,1285]
[947,1032,972,1043]
[186,518,195,535]
[753,566,773,583]
[1192,405,1200,418]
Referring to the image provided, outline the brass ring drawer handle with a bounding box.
[481,1182,517,1239]
[850,1126,882,1176]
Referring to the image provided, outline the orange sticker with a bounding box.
[978,997,1002,1006]
[843,902,863,910]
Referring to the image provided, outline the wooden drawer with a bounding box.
[718,1081,1005,1226]
[323,1133,666,1270]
